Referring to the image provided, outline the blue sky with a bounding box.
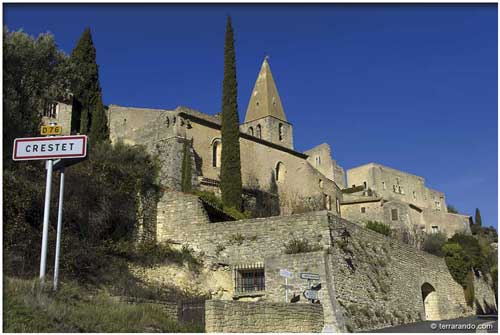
[4,4,497,229]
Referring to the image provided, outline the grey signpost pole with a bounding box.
[285,276,288,303]
[53,167,65,291]
[39,158,53,284]
[39,122,56,285]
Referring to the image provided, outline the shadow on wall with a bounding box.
[242,171,280,218]
[475,298,498,315]
[193,149,203,176]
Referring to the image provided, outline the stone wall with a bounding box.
[264,252,345,332]
[421,208,471,237]
[327,214,472,331]
[474,273,498,314]
[156,191,210,244]
[154,198,492,332]
[108,105,198,189]
[304,143,346,189]
[157,208,332,264]
[341,197,470,246]
[205,300,324,333]
[118,296,179,321]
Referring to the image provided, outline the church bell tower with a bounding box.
[240,57,294,149]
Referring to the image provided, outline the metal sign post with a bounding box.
[53,167,65,291]
[279,269,293,303]
[39,158,53,284]
[300,272,321,303]
[12,129,88,288]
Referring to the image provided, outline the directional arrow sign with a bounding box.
[13,135,87,161]
[300,272,320,281]
[303,289,319,300]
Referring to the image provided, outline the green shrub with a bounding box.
[448,233,486,273]
[284,237,322,254]
[228,233,245,245]
[442,242,470,287]
[193,190,250,220]
[224,206,251,220]
[4,142,160,281]
[422,232,447,257]
[365,221,392,237]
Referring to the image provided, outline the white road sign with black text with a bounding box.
[13,135,87,161]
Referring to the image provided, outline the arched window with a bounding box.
[319,179,324,189]
[275,162,285,182]
[256,124,262,139]
[212,140,222,168]
[248,127,254,136]
[278,123,284,141]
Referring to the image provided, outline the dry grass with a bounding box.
[3,276,203,333]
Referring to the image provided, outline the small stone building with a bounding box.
[341,163,471,241]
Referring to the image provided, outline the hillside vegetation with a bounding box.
[3,27,208,332]
[4,277,202,333]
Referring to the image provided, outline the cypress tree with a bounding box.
[181,140,192,192]
[475,208,482,227]
[220,16,242,210]
[70,27,105,138]
[89,93,109,143]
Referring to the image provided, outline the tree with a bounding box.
[3,27,71,162]
[475,208,483,227]
[448,233,485,274]
[447,204,458,214]
[442,242,470,287]
[219,16,242,210]
[70,27,107,140]
[181,140,192,192]
[89,92,109,143]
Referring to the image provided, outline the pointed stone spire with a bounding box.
[244,57,287,123]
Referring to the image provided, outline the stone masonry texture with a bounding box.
[153,193,496,332]
[205,300,324,333]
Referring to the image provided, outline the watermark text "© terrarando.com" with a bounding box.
[430,322,494,331]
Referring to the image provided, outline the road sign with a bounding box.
[300,272,320,281]
[13,135,87,161]
[41,125,62,135]
[280,269,293,278]
[303,289,319,300]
